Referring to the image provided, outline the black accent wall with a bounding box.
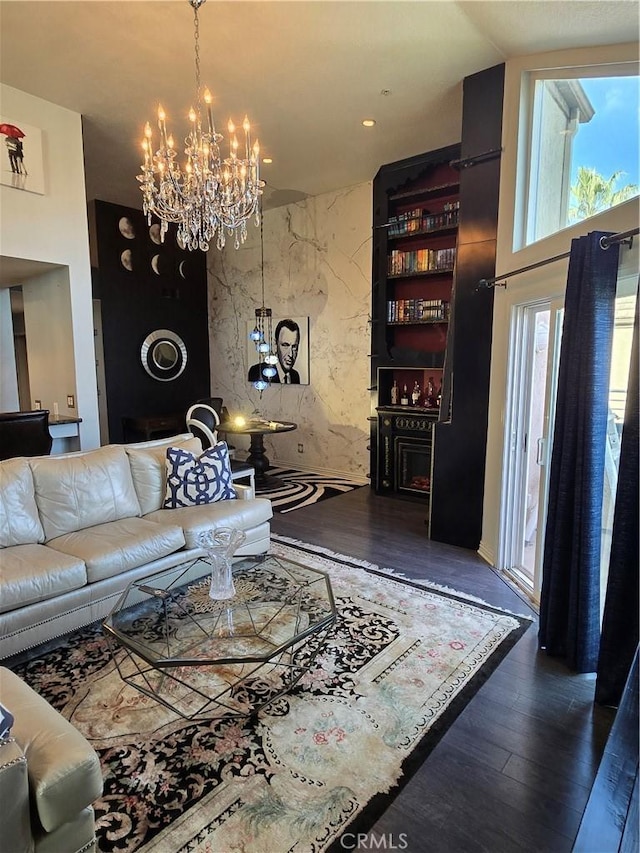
[89,200,210,444]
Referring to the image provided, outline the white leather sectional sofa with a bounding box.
[0,433,272,658]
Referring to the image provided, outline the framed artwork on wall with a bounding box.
[247,315,310,385]
[0,118,45,195]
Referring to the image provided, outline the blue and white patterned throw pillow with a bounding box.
[163,442,237,508]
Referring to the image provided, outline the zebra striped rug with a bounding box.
[256,468,367,513]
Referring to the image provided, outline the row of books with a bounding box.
[423,201,460,233]
[388,246,456,276]
[387,201,460,237]
[387,298,450,323]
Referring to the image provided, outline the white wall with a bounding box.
[207,182,372,478]
[0,84,99,447]
[0,288,19,410]
[21,268,77,416]
[480,43,639,568]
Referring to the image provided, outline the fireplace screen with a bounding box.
[395,436,433,496]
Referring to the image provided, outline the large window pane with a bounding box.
[526,70,639,246]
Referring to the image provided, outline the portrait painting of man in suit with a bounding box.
[248,316,309,385]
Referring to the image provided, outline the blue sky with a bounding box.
[572,76,639,189]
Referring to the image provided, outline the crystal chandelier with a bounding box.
[137,0,264,252]
[249,209,278,391]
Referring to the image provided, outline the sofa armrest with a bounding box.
[233,483,255,501]
[0,737,34,852]
[0,668,103,834]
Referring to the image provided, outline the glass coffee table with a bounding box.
[102,553,336,720]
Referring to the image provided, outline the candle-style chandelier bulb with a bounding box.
[137,0,264,251]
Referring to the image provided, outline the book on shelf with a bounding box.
[422,200,459,232]
[388,246,456,276]
[387,299,450,323]
[387,200,460,237]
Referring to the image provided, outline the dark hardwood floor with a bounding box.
[271,486,616,853]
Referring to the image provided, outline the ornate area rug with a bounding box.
[10,537,531,852]
[257,468,366,512]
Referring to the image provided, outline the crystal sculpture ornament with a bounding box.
[137,0,264,252]
[197,527,246,600]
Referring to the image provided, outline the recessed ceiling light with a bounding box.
[263,157,273,164]
[362,119,376,128]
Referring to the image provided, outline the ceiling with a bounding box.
[0,1,637,213]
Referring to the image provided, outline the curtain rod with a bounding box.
[477,226,639,291]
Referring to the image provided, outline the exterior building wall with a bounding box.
[531,83,574,242]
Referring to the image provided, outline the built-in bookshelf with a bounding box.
[369,145,460,521]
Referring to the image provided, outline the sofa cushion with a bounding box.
[125,433,203,515]
[30,446,142,541]
[45,517,186,583]
[0,667,103,834]
[147,496,273,549]
[0,458,45,548]
[163,442,236,508]
[0,544,87,615]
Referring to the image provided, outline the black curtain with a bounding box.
[539,231,620,673]
[596,291,639,705]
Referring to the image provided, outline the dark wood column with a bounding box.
[430,63,505,549]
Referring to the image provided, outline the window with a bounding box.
[523,65,639,247]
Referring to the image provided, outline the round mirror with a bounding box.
[152,340,178,370]
[141,329,187,381]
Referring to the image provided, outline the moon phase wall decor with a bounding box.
[140,329,187,381]
[120,249,133,271]
[118,217,135,239]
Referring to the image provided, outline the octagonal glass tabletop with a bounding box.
[103,553,336,668]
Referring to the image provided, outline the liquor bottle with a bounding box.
[391,380,398,405]
[426,377,435,407]
[400,384,409,406]
[411,381,421,406]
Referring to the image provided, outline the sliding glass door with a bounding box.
[502,299,563,602]
[502,245,637,607]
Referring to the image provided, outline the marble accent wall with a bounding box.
[207,181,372,479]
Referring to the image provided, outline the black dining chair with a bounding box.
[186,402,220,449]
[196,397,224,419]
[185,403,255,491]
[197,396,233,452]
[0,410,53,461]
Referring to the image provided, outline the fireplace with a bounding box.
[375,408,437,506]
[396,436,432,496]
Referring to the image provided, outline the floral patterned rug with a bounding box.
[10,536,531,852]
